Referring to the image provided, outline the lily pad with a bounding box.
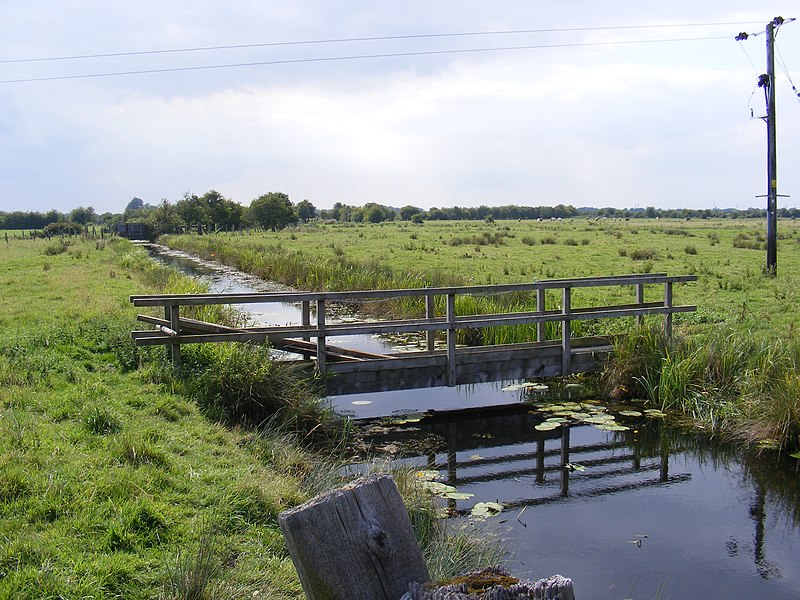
[471,501,504,518]
[565,463,586,472]
[618,410,643,417]
[643,409,666,417]
[535,421,562,431]
[421,481,457,495]
[594,423,630,431]
[445,491,474,500]
[582,415,617,424]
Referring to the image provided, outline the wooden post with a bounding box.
[663,281,673,337]
[635,283,644,328]
[165,304,181,368]
[316,298,326,376]
[536,288,546,342]
[279,475,430,600]
[301,300,311,342]
[425,292,436,352]
[446,293,457,386]
[561,287,571,375]
[560,425,571,497]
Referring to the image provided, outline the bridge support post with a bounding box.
[316,299,326,376]
[560,425,571,497]
[635,283,644,328]
[301,300,310,341]
[561,287,571,374]
[446,293,456,386]
[425,292,436,352]
[536,288,546,342]
[165,304,181,368]
[663,282,673,337]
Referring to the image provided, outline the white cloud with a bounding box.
[0,1,798,213]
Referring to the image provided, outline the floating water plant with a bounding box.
[471,501,504,518]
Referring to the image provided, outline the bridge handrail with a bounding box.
[130,273,695,306]
[132,272,697,381]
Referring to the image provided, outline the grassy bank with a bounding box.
[0,234,505,598]
[0,235,337,599]
[163,219,800,452]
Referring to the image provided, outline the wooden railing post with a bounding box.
[316,298,326,376]
[425,292,436,352]
[560,425,571,497]
[446,292,456,386]
[561,287,571,374]
[301,300,310,341]
[664,281,673,337]
[166,304,181,368]
[635,283,644,328]
[536,288,546,342]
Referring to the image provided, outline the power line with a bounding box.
[0,21,762,64]
[0,35,733,85]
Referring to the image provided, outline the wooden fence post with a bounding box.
[316,298,326,376]
[561,287,571,375]
[663,281,673,337]
[446,293,457,386]
[425,292,436,352]
[635,283,644,329]
[165,304,181,368]
[279,475,430,600]
[536,288,546,342]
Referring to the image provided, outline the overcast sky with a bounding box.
[1,2,798,215]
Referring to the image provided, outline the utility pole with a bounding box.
[764,18,778,275]
[738,16,794,275]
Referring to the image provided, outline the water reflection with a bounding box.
[357,404,800,600]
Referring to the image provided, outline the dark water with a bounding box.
[147,244,800,600]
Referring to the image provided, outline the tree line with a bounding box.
[3,191,800,234]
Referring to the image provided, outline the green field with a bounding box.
[163,218,800,452]
[0,234,503,599]
[164,218,800,333]
[0,236,324,599]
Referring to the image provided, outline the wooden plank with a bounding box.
[130,273,697,307]
[279,475,429,600]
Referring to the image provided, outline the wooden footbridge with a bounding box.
[131,273,696,396]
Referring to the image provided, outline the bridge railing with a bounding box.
[131,273,696,382]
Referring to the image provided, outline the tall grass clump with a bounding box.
[392,469,507,582]
[151,342,330,432]
[605,325,800,451]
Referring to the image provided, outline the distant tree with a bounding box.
[69,206,97,225]
[295,199,317,223]
[125,197,144,212]
[399,205,422,221]
[146,199,185,235]
[247,192,296,231]
[175,193,208,229]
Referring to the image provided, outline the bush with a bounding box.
[629,248,657,261]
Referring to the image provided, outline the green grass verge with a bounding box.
[0,236,328,599]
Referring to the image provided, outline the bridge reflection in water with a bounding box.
[358,403,690,513]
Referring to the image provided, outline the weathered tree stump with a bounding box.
[279,474,430,600]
